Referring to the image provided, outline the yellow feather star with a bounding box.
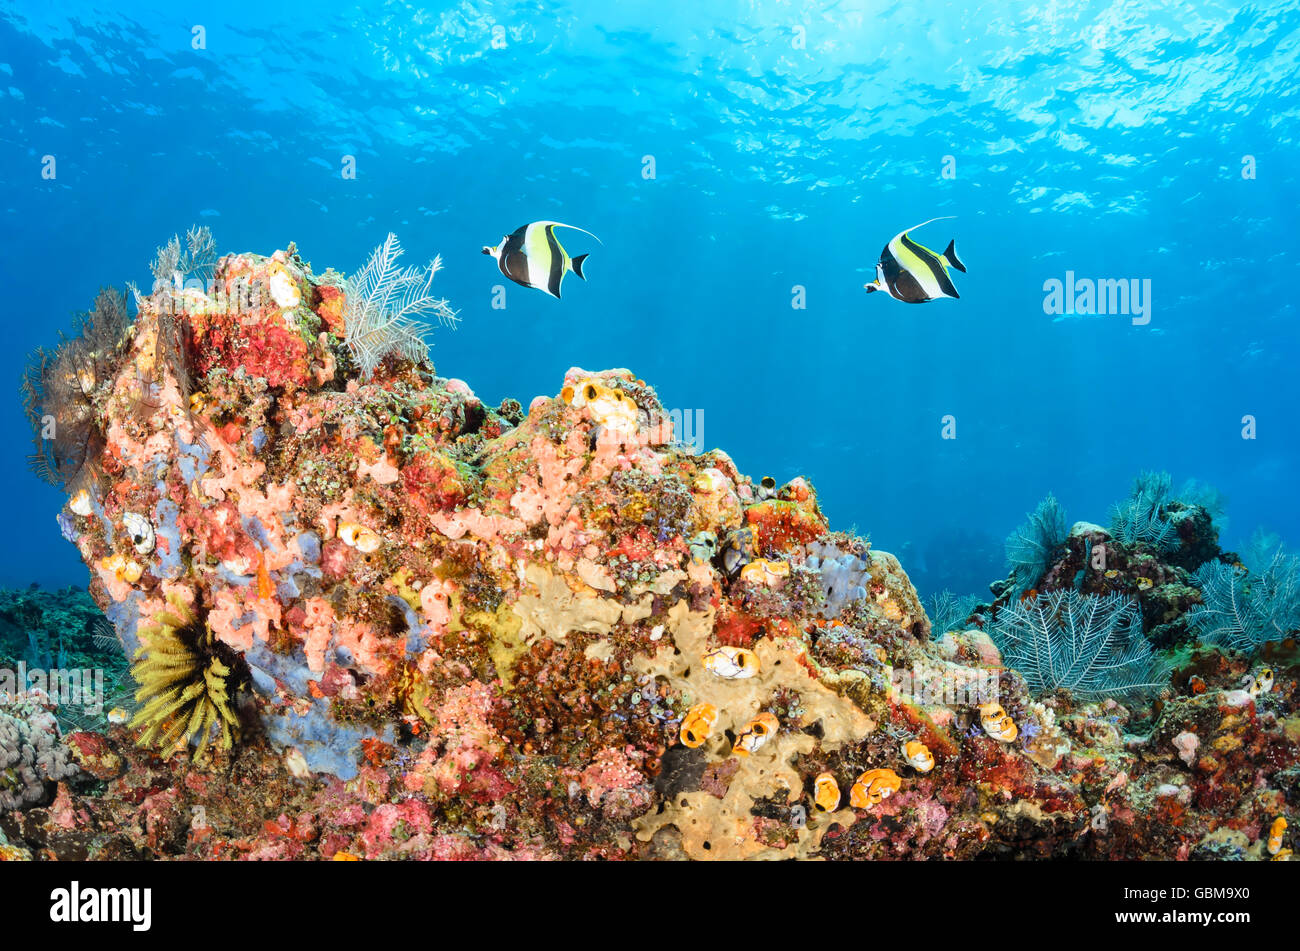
[128,593,241,762]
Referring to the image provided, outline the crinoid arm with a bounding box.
[127,593,244,763]
[343,233,460,379]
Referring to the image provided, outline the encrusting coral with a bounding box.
[7,234,1297,862]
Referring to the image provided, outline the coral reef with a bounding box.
[5,239,1297,862]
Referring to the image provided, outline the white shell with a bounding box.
[123,512,155,554]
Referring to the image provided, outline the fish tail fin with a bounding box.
[943,240,966,273]
[572,253,589,280]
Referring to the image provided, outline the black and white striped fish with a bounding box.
[864,217,966,303]
[481,221,600,299]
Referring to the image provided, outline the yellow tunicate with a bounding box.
[69,488,93,517]
[562,378,638,431]
[338,521,382,554]
[702,646,760,679]
[902,740,935,772]
[849,768,902,808]
[100,553,143,584]
[1268,817,1287,856]
[732,712,778,757]
[739,558,790,587]
[813,772,841,813]
[268,261,302,310]
[679,702,718,748]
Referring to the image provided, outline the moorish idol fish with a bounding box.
[481,221,600,299]
[864,216,966,303]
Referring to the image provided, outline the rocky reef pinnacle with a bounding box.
[5,241,1294,862]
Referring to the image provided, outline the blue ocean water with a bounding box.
[2,1,1297,597]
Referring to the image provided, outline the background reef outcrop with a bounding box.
[4,242,1296,861]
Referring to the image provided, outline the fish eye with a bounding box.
[584,385,597,400]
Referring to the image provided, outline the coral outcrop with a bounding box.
[1,690,79,811]
[5,240,1296,861]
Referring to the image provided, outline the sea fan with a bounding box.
[1004,493,1068,596]
[1186,553,1300,653]
[988,590,1169,699]
[20,286,131,488]
[926,589,980,637]
[344,233,460,379]
[1110,470,1179,553]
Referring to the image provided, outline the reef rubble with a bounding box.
[4,242,1296,861]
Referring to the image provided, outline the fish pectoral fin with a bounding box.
[571,253,589,280]
[943,239,966,273]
